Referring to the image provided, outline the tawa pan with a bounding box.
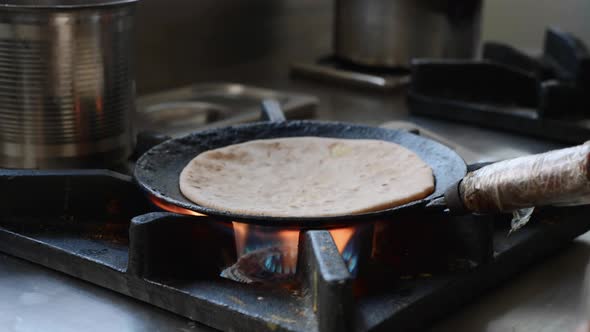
[135,101,590,227]
[135,102,466,227]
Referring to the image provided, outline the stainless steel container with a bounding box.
[334,0,483,67]
[0,0,137,168]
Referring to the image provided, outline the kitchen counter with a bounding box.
[2,0,590,331]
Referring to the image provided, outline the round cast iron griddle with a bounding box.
[134,120,467,227]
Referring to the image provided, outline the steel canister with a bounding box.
[334,0,483,67]
[0,0,137,168]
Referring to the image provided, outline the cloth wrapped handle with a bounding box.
[459,142,590,213]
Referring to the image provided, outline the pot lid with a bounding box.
[0,0,138,9]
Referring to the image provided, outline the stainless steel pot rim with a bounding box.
[0,0,138,9]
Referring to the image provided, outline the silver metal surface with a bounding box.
[0,1,137,168]
[290,61,410,91]
[380,120,481,163]
[136,83,318,137]
[432,232,590,332]
[333,0,483,67]
[0,253,214,332]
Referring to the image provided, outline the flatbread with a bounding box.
[179,137,434,217]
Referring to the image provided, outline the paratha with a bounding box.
[179,137,434,217]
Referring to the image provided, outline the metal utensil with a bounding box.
[0,0,138,168]
[334,0,483,67]
[135,83,318,137]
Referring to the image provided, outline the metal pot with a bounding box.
[0,0,138,169]
[334,0,483,67]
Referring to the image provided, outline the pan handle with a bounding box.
[446,142,590,213]
[261,99,287,122]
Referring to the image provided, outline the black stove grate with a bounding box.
[1,169,589,331]
[408,28,590,144]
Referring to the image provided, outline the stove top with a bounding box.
[1,81,588,331]
[1,164,589,331]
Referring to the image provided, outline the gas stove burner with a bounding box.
[290,56,410,91]
[222,222,367,284]
[220,246,298,284]
[341,238,359,274]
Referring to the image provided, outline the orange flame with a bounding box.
[329,226,357,254]
[148,195,206,216]
[149,194,358,273]
[232,221,250,255]
[232,221,300,272]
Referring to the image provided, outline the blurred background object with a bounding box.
[133,0,590,94]
[481,0,590,52]
[333,0,483,67]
